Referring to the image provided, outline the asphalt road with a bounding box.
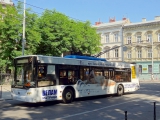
[0,83,160,120]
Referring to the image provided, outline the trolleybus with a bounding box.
[11,55,140,103]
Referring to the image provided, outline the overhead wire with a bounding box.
[0,5,40,22]
[12,0,87,23]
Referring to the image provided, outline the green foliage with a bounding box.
[0,4,21,68]
[36,10,101,56]
[25,11,41,54]
[36,10,72,56]
[0,4,101,70]
[0,2,41,69]
[70,21,101,55]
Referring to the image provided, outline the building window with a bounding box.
[137,49,142,58]
[127,50,131,59]
[106,34,109,43]
[139,65,142,74]
[148,65,152,73]
[137,35,141,43]
[148,48,152,58]
[115,49,119,58]
[147,34,152,42]
[114,33,118,42]
[158,33,160,42]
[127,36,131,44]
[105,52,110,58]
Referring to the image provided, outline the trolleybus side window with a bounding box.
[59,65,79,85]
[37,65,56,87]
[80,67,89,81]
[104,68,115,81]
[59,70,67,85]
[80,67,105,84]
[114,68,131,82]
[104,70,109,79]
[88,67,104,84]
[68,70,78,84]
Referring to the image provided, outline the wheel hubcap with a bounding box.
[118,86,123,94]
[66,92,71,100]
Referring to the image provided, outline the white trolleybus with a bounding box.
[11,55,140,103]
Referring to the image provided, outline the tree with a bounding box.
[0,4,21,69]
[70,21,101,55]
[24,9,41,54]
[0,5,101,71]
[36,10,101,56]
[0,2,41,69]
[36,10,71,56]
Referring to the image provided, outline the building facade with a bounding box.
[93,18,130,62]
[0,0,14,6]
[123,16,160,80]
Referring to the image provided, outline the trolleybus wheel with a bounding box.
[117,85,124,96]
[62,89,73,103]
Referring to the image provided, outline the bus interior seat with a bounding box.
[59,78,68,85]
[46,74,57,84]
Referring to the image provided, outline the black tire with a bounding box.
[117,85,124,96]
[62,89,73,103]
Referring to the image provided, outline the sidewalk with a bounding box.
[0,85,12,101]
[139,80,160,83]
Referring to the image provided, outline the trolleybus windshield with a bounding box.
[13,57,36,88]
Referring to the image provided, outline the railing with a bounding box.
[0,73,13,85]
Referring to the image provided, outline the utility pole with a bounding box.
[152,38,154,80]
[22,0,26,55]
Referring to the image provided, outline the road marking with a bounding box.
[54,93,160,120]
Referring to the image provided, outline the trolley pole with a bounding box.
[151,38,154,80]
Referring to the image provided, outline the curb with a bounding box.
[0,98,4,101]
[140,81,160,83]
[5,98,13,101]
[140,80,160,82]
[0,98,13,101]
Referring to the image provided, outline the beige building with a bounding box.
[123,16,160,80]
[93,18,130,62]
[0,0,14,6]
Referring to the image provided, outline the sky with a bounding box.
[13,0,160,25]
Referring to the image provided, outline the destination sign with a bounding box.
[17,57,33,64]
[17,59,29,64]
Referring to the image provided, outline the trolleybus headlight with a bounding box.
[24,82,31,87]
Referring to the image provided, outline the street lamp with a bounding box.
[22,0,26,56]
[151,38,154,80]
